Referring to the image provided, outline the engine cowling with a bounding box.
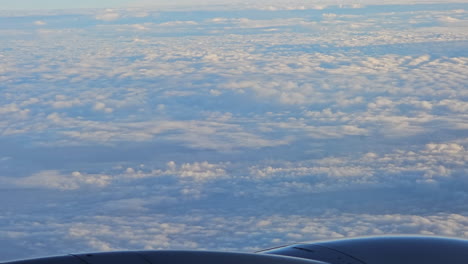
[261,236,468,264]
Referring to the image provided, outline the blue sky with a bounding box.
[0,0,467,262]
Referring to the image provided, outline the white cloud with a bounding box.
[93,102,113,113]
[52,98,81,109]
[1,4,467,261]
[424,143,465,155]
[159,21,198,26]
[34,20,46,26]
[438,16,462,23]
[148,161,228,182]
[131,24,150,30]
[96,10,121,21]
[178,162,227,181]
[203,53,220,62]
[6,171,111,190]
[128,0,468,11]
[439,99,468,113]
[3,211,468,261]
[0,104,15,115]
[248,141,467,189]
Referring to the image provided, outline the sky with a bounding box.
[0,0,467,262]
[0,0,132,9]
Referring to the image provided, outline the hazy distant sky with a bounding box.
[1,0,466,10]
[0,0,132,9]
[0,0,467,262]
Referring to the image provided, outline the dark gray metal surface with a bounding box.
[314,236,468,264]
[0,256,83,264]
[263,236,468,264]
[4,236,468,264]
[2,251,327,264]
[260,244,365,264]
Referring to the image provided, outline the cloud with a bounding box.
[96,10,121,21]
[247,142,467,189]
[93,102,113,113]
[51,95,82,109]
[424,143,465,155]
[5,171,111,190]
[122,161,229,182]
[2,211,468,261]
[1,3,467,262]
[439,99,468,113]
[128,0,466,11]
[18,111,291,150]
[33,20,46,26]
[164,161,227,181]
[438,16,462,23]
[0,104,17,114]
[159,21,198,26]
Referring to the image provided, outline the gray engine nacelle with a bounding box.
[3,236,468,264]
[261,236,468,264]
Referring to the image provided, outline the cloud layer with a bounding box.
[0,2,467,261]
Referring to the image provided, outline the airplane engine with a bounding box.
[3,236,468,264]
[261,236,468,264]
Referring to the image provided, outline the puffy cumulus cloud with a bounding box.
[439,99,468,113]
[159,21,198,27]
[424,143,465,155]
[340,95,468,138]
[259,213,468,242]
[0,7,465,160]
[95,10,121,21]
[0,104,30,135]
[37,112,291,150]
[251,165,373,180]
[33,20,46,26]
[4,171,111,190]
[129,24,151,31]
[2,212,468,260]
[5,140,462,195]
[0,104,29,116]
[221,81,316,105]
[91,8,157,24]
[363,145,467,183]
[208,17,307,29]
[93,102,113,113]
[144,161,228,182]
[50,95,82,109]
[66,161,231,198]
[214,50,466,112]
[249,109,372,141]
[437,15,466,25]
[334,213,468,238]
[111,8,152,18]
[248,142,467,189]
[176,161,227,181]
[167,126,292,151]
[1,4,468,261]
[52,216,199,252]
